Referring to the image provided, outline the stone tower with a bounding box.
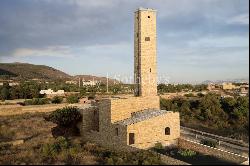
[134,8,157,97]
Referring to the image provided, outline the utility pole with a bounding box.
[106,73,109,93]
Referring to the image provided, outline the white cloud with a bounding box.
[187,36,249,48]
[227,13,249,25]
[12,46,73,58]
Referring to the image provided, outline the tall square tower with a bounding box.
[134,8,158,97]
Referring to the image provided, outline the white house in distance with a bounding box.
[82,80,99,86]
[40,89,65,97]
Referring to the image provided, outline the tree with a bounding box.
[51,96,63,104]
[199,93,228,127]
[66,95,79,104]
[1,87,9,101]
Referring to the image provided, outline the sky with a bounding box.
[0,0,249,84]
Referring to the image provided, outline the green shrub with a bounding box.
[184,93,195,97]
[24,98,50,105]
[154,142,164,150]
[88,94,95,100]
[0,126,15,141]
[200,139,218,148]
[45,106,82,127]
[51,96,63,104]
[41,137,70,158]
[177,149,197,157]
[197,93,205,97]
[66,95,79,104]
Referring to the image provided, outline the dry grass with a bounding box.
[0,113,98,165]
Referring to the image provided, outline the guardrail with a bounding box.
[180,126,249,157]
[181,126,249,147]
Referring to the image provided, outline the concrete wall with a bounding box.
[179,138,248,164]
[127,112,180,149]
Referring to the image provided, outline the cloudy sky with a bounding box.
[0,0,249,84]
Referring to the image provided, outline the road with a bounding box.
[180,126,249,158]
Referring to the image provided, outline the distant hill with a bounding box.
[0,63,121,84]
[0,63,71,80]
[202,78,249,84]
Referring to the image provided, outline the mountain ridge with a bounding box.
[0,63,119,84]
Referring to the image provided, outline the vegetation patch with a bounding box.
[51,96,63,104]
[160,93,249,141]
[153,147,237,165]
[44,106,82,137]
[66,95,79,104]
[23,98,50,105]
[200,139,218,148]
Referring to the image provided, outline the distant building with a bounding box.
[9,82,20,86]
[65,80,78,85]
[222,82,236,90]
[82,80,99,86]
[40,89,65,97]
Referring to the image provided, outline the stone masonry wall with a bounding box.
[134,9,157,97]
[127,112,180,149]
[110,96,160,122]
[78,106,99,135]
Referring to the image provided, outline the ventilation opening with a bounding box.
[165,127,170,135]
[150,68,151,73]
[145,37,150,41]
[115,128,119,136]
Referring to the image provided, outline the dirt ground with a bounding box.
[0,113,98,165]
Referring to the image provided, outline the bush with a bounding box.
[177,149,197,157]
[41,137,70,158]
[24,98,50,105]
[184,93,195,97]
[51,96,63,104]
[200,139,218,148]
[197,93,205,97]
[66,95,79,104]
[104,150,162,165]
[87,94,95,100]
[45,106,82,127]
[154,142,163,150]
[153,142,165,153]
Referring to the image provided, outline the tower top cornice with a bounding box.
[135,7,157,13]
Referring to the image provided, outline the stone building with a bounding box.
[79,8,180,151]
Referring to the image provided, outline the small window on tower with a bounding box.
[115,128,119,136]
[148,16,150,18]
[150,68,151,73]
[145,37,150,41]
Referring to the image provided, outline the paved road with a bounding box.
[180,126,249,158]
